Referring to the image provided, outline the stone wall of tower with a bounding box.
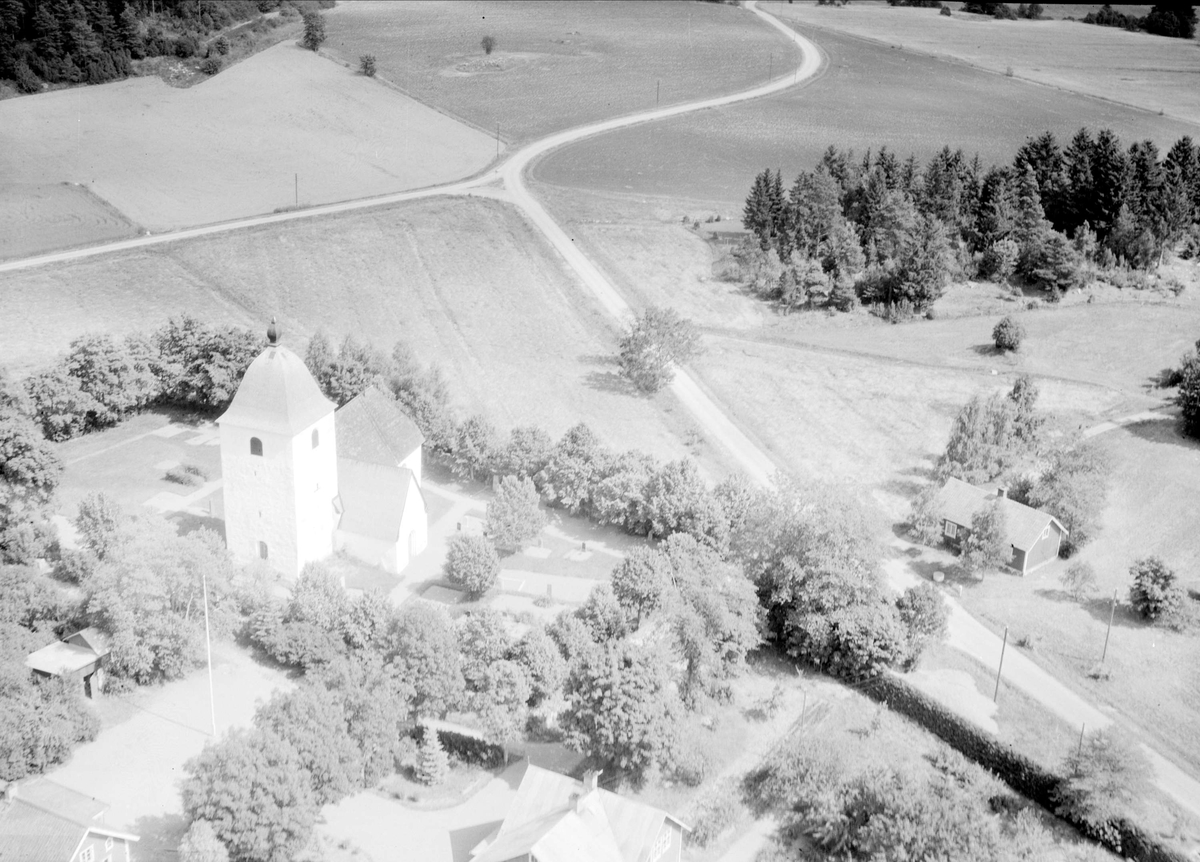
[220,414,337,580]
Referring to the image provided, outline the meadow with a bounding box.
[532,25,1198,210]
[0,40,495,232]
[0,183,135,260]
[320,0,794,145]
[0,196,721,475]
[766,2,1200,127]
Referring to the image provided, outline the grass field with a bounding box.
[0,40,495,232]
[0,183,135,260]
[769,2,1200,126]
[532,24,1198,210]
[320,0,794,145]
[0,196,720,474]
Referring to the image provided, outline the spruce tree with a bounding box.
[415,727,450,785]
[1089,128,1128,239]
[743,169,777,251]
[1061,128,1095,235]
[1163,136,1199,224]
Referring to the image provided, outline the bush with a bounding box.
[992,315,1025,352]
[213,34,231,55]
[444,533,500,598]
[199,57,221,75]
[1128,556,1183,623]
[1060,561,1097,601]
[686,780,743,847]
[166,466,202,486]
[939,4,952,14]
[481,35,496,54]
[301,11,326,51]
[359,54,376,76]
[173,35,200,58]
[671,741,709,787]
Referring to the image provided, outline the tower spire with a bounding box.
[267,316,280,345]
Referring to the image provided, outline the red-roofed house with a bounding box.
[469,765,688,862]
[0,778,138,862]
[934,477,1067,575]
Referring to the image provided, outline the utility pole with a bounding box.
[656,79,660,107]
[993,625,1008,702]
[202,572,217,737]
[768,52,773,80]
[496,122,500,158]
[1077,723,1086,760]
[294,173,298,208]
[1101,590,1117,663]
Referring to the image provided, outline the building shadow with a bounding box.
[449,821,503,862]
[130,811,188,861]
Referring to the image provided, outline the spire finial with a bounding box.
[267,317,279,345]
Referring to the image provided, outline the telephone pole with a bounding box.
[1101,590,1117,663]
[202,572,217,737]
[993,625,1009,701]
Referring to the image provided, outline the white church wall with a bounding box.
[401,480,428,558]
[289,412,338,572]
[400,448,422,488]
[335,530,401,574]
[219,422,303,578]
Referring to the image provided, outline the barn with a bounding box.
[934,477,1067,576]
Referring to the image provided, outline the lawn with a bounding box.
[531,23,1199,210]
[0,183,135,260]
[1,196,723,475]
[766,2,1200,127]
[0,39,495,232]
[320,0,795,145]
[688,334,1119,518]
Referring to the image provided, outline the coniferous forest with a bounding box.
[740,128,1200,316]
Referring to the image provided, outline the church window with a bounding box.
[250,437,263,456]
[258,541,268,560]
[312,429,320,448]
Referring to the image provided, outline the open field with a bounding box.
[0,40,495,232]
[691,335,1121,518]
[532,25,1198,210]
[321,0,794,146]
[0,183,135,260]
[0,196,719,473]
[768,2,1200,127]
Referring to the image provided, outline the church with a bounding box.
[217,321,428,579]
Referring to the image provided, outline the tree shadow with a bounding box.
[1119,414,1197,452]
[971,343,999,357]
[1080,594,1144,630]
[169,512,226,538]
[882,477,924,501]
[582,369,640,397]
[131,811,188,860]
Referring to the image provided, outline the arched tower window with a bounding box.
[258,541,269,560]
[311,428,320,449]
[250,437,263,456]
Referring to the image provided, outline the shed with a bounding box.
[25,628,111,699]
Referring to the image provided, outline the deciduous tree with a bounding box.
[609,547,671,626]
[1056,729,1151,825]
[384,601,464,717]
[1128,556,1183,623]
[960,498,1009,578]
[618,307,701,393]
[486,475,545,549]
[444,533,500,598]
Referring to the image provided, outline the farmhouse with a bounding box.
[469,764,688,862]
[24,628,110,700]
[218,321,427,579]
[0,778,139,862]
[935,477,1066,575]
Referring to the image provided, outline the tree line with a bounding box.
[0,0,332,93]
[1081,4,1196,39]
[740,128,1200,316]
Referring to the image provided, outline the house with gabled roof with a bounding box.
[934,477,1067,575]
[469,764,688,862]
[25,628,111,699]
[217,321,428,578]
[0,778,138,862]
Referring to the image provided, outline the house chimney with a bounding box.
[1,782,15,803]
[582,770,601,793]
[996,487,1007,498]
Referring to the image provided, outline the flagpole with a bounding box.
[202,572,217,737]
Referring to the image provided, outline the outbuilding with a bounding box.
[25,628,111,699]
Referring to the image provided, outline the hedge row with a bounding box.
[409,726,505,771]
[862,674,1188,862]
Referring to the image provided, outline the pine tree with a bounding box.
[1013,131,1068,230]
[1163,136,1200,224]
[1061,128,1095,236]
[1089,128,1128,239]
[743,169,778,251]
[415,726,450,785]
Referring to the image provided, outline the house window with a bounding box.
[311,428,319,449]
[80,847,95,862]
[258,541,268,560]
[943,521,958,539]
[1041,525,1050,540]
[250,437,263,456]
[105,837,113,851]
[647,827,672,862]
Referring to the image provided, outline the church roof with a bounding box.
[337,460,421,542]
[335,385,424,466]
[217,344,334,436]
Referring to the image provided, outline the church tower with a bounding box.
[217,319,338,579]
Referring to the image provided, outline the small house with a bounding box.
[469,764,689,862]
[934,477,1067,575]
[25,628,111,699]
[0,777,139,862]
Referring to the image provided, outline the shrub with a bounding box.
[301,11,326,51]
[410,726,504,770]
[481,35,496,54]
[173,35,200,58]
[981,238,1019,282]
[687,780,743,847]
[671,741,709,787]
[940,5,951,14]
[200,57,221,75]
[213,35,230,55]
[1060,561,1097,601]
[1177,348,1200,440]
[992,315,1025,352]
[444,533,500,598]
[166,466,202,486]
[1128,556,1183,623]
[359,54,376,76]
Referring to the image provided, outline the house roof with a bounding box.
[25,641,102,676]
[336,459,420,543]
[472,764,685,862]
[0,778,116,862]
[936,477,1067,552]
[64,628,110,657]
[216,344,333,436]
[334,385,423,467]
